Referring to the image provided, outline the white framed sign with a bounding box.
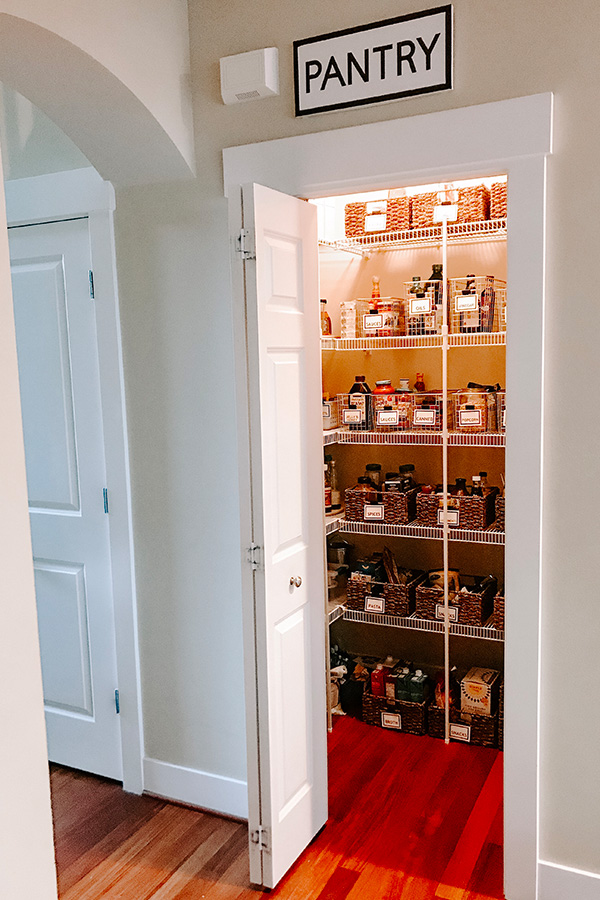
[294,6,453,116]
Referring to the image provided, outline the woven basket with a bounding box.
[428,705,497,748]
[411,192,438,229]
[495,495,505,531]
[456,185,490,223]
[362,691,428,735]
[346,573,426,617]
[490,182,507,219]
[494,591,505,631]
[344,487,418,525]
[344,198,410,237]
[416,489,498,530]
[415,575,497,626]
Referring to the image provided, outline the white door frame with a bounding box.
[224,93,553,900]
[5,166,143,793]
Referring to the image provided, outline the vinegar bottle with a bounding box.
[320,298,332,336]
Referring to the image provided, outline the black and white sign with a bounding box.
[294,6,452,116]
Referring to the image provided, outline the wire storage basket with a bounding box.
[358,299,405,337]
[345,573,426,617]
[412,392,451,432]
[372,392,413,432]
[415,574,497,626]
[449,276,506,334]
[338,393,373,432]
[453,390,498,433]
[404,278,445,335]
[322,395,341,431]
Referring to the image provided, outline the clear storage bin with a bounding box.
[449,276,507,334]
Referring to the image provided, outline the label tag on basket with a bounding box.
[363,313,383,330]
[409,295,432,315]
[450,723,471,743]
[343,408,362,425]
[364,504,384,521]
[435,603,459,622]
[413,408,436,426]
[377,409,399,426]
[455,293,478,312]
[437,508,459,526]
[381,711,402,730]
[364,214,387,233]
[322,403,331,417]
[459,408,482,427]
[365,596,385,613]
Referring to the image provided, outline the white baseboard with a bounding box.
[539,860,600,899]
[143,757,248,820]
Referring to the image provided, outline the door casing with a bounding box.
[5,166,143,793]
[225,94,553,899]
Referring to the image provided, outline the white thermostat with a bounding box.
[220,48,279,104]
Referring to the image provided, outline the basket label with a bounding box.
[459,408,482,427]
[413,408,436,426]
[409,295,432,315]
[435,603,459,622]
[450,723,471,743]
[365,595,385,613]
[363,313,383,330]
[437,508,459,526]
[364,504,384,521]
[322,403,331,417]
[364,213,387,233]
[455,293,478,312]
[343,408,362,425]
[381,711,402,730]
[377,409,399,426]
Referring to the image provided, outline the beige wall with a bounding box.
[174,0,596,873]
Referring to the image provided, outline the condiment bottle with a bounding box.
[329,459,341,510]
[479,471,489,491]
[365,463,381,486]
[471,475,483,496]
[324,463,332,513]
[455,477,468,496]
[373,380,394,394]
[371,275,381,303]
[320,298,332,336]
[348,375,372,430]
[414,373,425,392]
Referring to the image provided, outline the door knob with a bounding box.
[289,576,302,588]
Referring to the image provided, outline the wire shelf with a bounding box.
[319,218,507,256]
[339,519,505,545]
[325,514,344,536]
[327,601,346,626]
[342,607,504,642]
[320,332,506,351]
[323,430,505,447]
[323,429,339,446]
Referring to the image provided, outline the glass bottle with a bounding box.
[324,463,332,514]
[348,375,372,430]
[454,477,468,496]
[408,275,425,336]
[479,275,496,333]
[371,275,381,303]
[320,298,332,336]
[471,474,483,496]
[329,458,341,510]
[427,264,444,334]
[414,373,425,392]
[365,463,381,486]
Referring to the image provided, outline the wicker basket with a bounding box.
[346,573,426,617]
[344,487,418,525]
[498,681,504,750]
[416,489,499,530]
[415,574,497,626]
[386,197,411,231]
[411,192,438,229]
[490,181,507,219]
[494,591,505,631]
[428,705,497,747]
[495,495,505,531]
[362,691,428,735]
[457,185,490,223]
[344,197,410,237]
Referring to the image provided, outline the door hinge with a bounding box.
[89,270,95,299]
[250,825,270,853]
[237,228,256,260]
[247,543,261,570]
[103,488,109,514]
[114,690,120,714]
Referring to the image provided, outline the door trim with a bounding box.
[6,166,143,793]
[224,93,553,899]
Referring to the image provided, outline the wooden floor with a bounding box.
[51,716,504,899]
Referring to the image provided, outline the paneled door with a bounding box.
[241,184,328,888]
[9,217,122,780]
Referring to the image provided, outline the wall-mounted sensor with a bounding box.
[220,47,279,104]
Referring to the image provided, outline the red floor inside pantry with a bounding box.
[274,714,504,900]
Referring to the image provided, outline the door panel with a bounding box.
[243,184,327,888]
[9,218,122,780]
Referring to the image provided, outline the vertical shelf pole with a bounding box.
[435,197,458,744]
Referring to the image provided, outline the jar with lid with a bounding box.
[398,463,416,492]
[365,463,381,486]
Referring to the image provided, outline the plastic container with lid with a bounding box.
[398,463,416,491]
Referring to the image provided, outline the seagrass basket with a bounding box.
[428,705,498,748]
[495,495,505,531]
[417,489,499,530]
[344,487,418,525]
[362,691,428,735]
[415,574,497,626]
[494,591,505,631]
[345,573,426,617]
[456,185,490,223]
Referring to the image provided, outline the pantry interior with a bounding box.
[314,178,507,883]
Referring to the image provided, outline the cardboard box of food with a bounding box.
[460,667,500,717]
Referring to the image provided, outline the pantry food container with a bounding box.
[448,277,507,334]
[427,704,498,748]
[416,488,499,530]
[494,590,505,631]
[344,486,419,525]
[322,396,340,430]
[453,390,497,433]
[357,298,405,337]
[338,393,372,431]
[340,300,371,338]
[460,667,501,717]
[411,392,451,432]
[415,574,497,627]
[456,185,490,223]
[496,391,506,432]
[372,392,412,432]
[362,690,428,735]
[345,573,426,617]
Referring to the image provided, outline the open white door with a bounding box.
[241,183,328,888]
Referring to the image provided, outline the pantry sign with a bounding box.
[294,6,452,116]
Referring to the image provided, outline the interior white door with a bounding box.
[9,217,122,780]
[242,183,328,888]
